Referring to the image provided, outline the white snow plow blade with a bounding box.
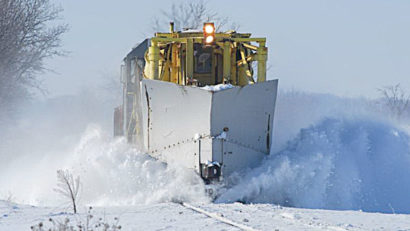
[140,79,278,180]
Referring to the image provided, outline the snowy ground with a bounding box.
[1,201,410,231]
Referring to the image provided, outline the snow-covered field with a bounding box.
[1,90,410,230]
[2,201,410,231]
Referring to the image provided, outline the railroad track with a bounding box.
[179,202,261,231]
[178,202,351,231]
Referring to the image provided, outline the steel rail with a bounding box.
[180,202,261,231]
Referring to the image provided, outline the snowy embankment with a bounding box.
[1,90,410,230]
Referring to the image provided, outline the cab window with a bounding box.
[194,45,212,74]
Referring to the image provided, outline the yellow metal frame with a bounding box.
[144,30,267,86]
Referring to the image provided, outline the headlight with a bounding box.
[205,35,214,43]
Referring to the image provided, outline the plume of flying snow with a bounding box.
[1,87,410,214]
[217,117,410,214]
[217,90,410,214]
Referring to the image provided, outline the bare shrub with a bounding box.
[0,191,15,203]
[54,169,80,214]
[5,192,15,203]
[30,207,122,231]
[377,84,410,120]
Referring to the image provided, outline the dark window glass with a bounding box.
[194,45,212,74]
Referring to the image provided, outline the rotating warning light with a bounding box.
[203,22,215,44]
[204,24,215,34]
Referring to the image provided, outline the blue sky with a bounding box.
[43,0,410,98]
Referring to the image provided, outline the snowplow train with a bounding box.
[114,22,278,182]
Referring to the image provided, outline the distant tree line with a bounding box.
[152,0,238,33]
[378,84,410,121]
[0,0,67,121]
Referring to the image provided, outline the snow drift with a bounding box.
[0,91,209,206]
[0,124,209,206]
[69,125,210,205]
[217,117,410,214]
